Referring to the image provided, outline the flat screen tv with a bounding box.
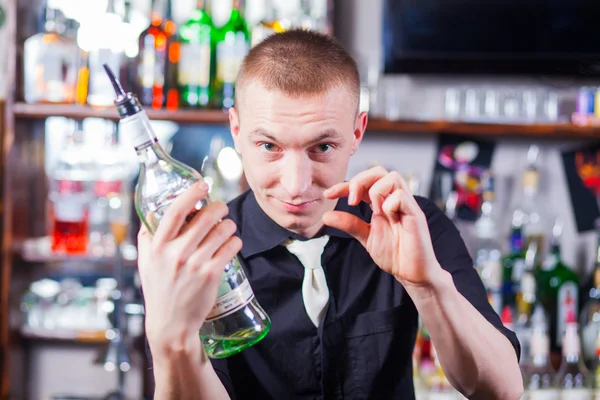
[382,0,600,76]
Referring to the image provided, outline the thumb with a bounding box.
[322,211,370,248]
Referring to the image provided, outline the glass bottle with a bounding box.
[87,0,124,107]
[178,0,215,108]
[538,220,580,358]
[511,145,553,260]
[555,310,592,398]
[136,0,167,109]
[89,121,132,255]
[580,219,600,366]
[251,0,286,48]
[163,0,179,110]
[49,121,94,254]
[214,0,249,110]
[502,211,527,311]
[473,170,503,314]
[104,65,271,358]
[525,305,559,399]
[24,7,78,104]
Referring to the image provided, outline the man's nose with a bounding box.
[280,153,312,199]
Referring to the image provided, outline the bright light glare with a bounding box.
[217,147,243,181]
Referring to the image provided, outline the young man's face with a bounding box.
[230,82,367,238]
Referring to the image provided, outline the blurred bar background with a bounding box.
[0,0,599,399]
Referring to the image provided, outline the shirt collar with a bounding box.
[240,191,371,258]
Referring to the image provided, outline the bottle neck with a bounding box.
[136,142,169,166]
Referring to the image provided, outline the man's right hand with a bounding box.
[137,181,243,359]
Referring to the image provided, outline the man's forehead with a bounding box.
[236,81,358,114]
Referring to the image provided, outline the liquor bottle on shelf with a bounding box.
[294,0,317,30]
[87,0,124,107]
[214,0,250,110]
[163,0,179,110]
[89,121,133,256]
[178,0,215,108]
[472,170,503,314]
[119,0,138,91]
[555,310,593,398]
[201,136,226,202]
[524,305,558,399]
[251,0,286,48]
[24,7,78,104]
[580,219,600,366]
[136,0,168,109]
[104,64,271,358]
[48,121,95,255]
[515,246,537,373]
[502,211,527,311]
[538,219,580,359]
[511,145,553,260]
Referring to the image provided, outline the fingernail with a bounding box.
[198,181,208,191]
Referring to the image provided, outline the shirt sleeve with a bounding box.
[417,196,521,361]
[141,286,237,398]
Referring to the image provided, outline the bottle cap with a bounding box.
[103,64,143,119]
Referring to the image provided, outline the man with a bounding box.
[138,30,523,399]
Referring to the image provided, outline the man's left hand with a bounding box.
[323,166,443,287]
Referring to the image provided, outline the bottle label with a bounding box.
[205,277,254,322]
[217,33,249,83]
[560,389,592,400]
[527,389,559,400]
[119,112,158,150]
[557,281,579,346]
[179,43,211,86]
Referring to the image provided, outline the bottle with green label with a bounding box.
[104,64,270,359]
[537,219,579,357]
[214,0,249,110]
[178,0,214,108]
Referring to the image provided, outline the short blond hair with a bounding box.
[235,29,360,112]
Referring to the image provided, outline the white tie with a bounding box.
[285,235,330,328]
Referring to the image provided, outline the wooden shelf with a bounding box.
[367,118,600,139]
[19,326,108,343]
[14,102,229,124]
[12,103,600,138]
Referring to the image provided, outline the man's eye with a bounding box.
[260,143,277,152]
[316,144,333,153]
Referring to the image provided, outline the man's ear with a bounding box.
[229,107,241,154]
[351,111,368,155]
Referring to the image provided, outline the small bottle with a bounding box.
[579,219,600,365]
[473,170,503,314]
[555,310,592,398]
[89,121,132,255]
[537,219,579,357]
[24,7,78,104]
[49,121,94,254]
[251,0,287,48]
[104,65,271,358]
[136,0,168,109]
[525,305,558,399]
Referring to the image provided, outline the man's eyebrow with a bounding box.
[248,128,278,142]
[247,127,343,143]
[309,128,343,144]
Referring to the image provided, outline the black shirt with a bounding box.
[204,191,520,400]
